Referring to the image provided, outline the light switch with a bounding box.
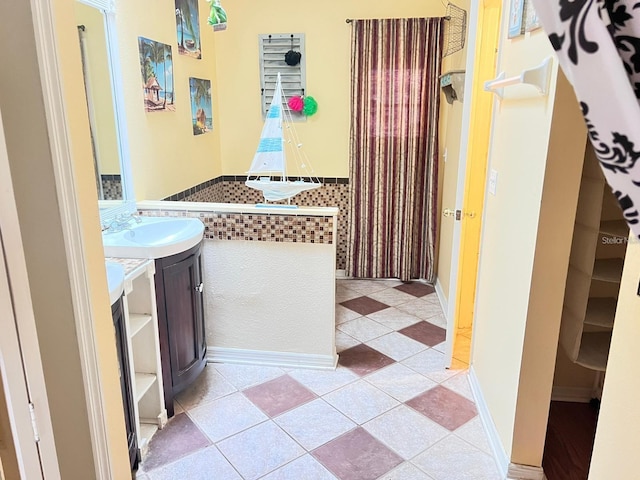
[489,169,498,195]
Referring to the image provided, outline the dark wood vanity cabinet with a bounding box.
[112,296,139,471]
[154,242,206,417]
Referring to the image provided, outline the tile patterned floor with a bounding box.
[135,279,498,480]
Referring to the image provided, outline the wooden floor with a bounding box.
[543,401,599,480]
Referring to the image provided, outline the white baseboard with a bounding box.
[469,367,548,480]
[507,463,547,480]
[335,269,348,278]
[550,386,593,403]
[207,346,338,370]
[468,366,509,478]
[434,277,449,320]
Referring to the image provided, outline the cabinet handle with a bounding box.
[195,283,204,293]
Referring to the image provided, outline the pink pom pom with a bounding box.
[288,96,304,112]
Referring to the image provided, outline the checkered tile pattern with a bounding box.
[135,280,498,480]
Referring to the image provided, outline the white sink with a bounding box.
[105,261,125,305]
[103,216,205,259]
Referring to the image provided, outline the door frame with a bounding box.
[0,106,60,478]
[444,0,502,366]
[27,0,113,476]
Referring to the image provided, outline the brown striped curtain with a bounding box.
[347,18,443,282]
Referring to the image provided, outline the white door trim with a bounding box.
[29,0,112,477]
[0,108,59,477]
[444,0,481,366]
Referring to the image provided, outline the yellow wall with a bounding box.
[74,2,121,175]
[589,238,640,478]
[116,0,222,200]
[214,0,446,177]
[470,9,560,458]
[510,71,586,466]
[436,0,470,298]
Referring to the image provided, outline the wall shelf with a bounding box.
[592,258,624,283]
[599,219,629,238]
[559,145,622,386]
[575,332,612,372]
[584,297,616,329]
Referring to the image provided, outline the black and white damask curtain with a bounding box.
[532,0,640,235]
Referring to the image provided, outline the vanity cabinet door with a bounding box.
[112,296,139,471]
[155,242,206,417]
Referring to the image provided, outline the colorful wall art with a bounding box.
[138,37,175,112]
[189,77,212,135]
[175,0,202,59]
[508,0,525,38]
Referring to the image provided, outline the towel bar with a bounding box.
[484,56,553,99]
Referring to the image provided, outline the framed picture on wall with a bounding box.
[524,0,542,32]
[508,0,525,38]
[175,0,202,59]
[189,77,213,135]
[138,37,175,112]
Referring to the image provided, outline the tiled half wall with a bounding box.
[163,177,349,269]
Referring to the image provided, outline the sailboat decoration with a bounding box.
[246,73,321,202]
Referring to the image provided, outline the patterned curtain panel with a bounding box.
[532,0,640,236]
[347,18,443,282]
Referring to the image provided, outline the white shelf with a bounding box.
[584,297,616,329]
[575,331,612,372]
[600,220,629,238]
[134,373,156,402]
[592,258,624,283]
[138,423,158,455]
[129,313,153,338]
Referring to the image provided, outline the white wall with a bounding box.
[203,240,337,368]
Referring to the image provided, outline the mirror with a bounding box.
[74,0,135,220]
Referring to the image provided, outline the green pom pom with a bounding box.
[302,96,318,116]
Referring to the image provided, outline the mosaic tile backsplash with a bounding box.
[163,177,349,269]
[101,175,122,201]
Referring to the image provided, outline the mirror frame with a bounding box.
[79,0,136,224]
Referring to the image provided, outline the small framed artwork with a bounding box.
[524,0,542,32]
[175,0,202,59]
[508,0,525,38]
[189,77,212,135]
[138,37,175,112]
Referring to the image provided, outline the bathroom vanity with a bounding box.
[154,242,206,418]
[104,216,207,419]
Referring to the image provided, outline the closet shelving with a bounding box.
[560,145,627,374]
[121,260,167,456]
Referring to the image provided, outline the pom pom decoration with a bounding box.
[284,50,302,66]
[288,96,304,112]
[302,96,318,116]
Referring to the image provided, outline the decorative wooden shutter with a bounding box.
[258,33,306,120]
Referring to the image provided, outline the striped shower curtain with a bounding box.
[347,18,443,282]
